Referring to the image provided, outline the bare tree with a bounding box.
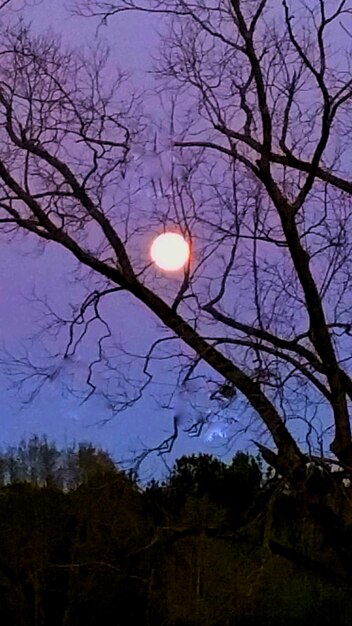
[2,0,352,490]
[66,0,352,474]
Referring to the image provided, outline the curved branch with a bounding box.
[128,280,304,471]
[210,337,332,402]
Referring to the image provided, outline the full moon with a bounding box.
[151,232,190,271]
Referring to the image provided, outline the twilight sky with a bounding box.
[0,0,245,479]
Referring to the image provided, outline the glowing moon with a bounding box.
[151,232,190,271]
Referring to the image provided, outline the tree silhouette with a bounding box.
[67,0,352,476]
[1,0,352,579]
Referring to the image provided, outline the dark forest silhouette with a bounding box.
[0,435,351,626]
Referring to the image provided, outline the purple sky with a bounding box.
[0,0,243,480]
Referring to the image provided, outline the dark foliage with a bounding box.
[0,437,351,625]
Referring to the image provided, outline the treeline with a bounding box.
[0,436,350,626]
